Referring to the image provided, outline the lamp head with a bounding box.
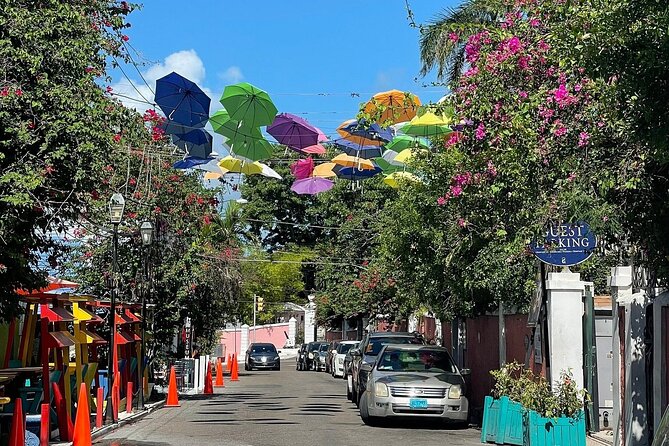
[109,193,125,224]
[140,221,154,246]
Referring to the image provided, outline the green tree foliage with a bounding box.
[0,0,137,320]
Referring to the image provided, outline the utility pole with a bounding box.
[253,294,257,344]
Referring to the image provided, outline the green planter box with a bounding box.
[481,396,524,445]
[523,410,586,446]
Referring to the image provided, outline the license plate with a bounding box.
[409,398,428,409]
[261,357,267,363]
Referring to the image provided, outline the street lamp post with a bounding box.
[138,221,153,411]
[106,193,125,423]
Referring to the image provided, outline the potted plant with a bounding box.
[482,364,587,446]
[481,362,526,445]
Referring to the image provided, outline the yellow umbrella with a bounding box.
[363,90,421,125]
[383,171,421,189]
[401,112,452,137]
[393,148,428,164]
[217,156,263,175]
[331,153,376,170]
[313,162,337,178]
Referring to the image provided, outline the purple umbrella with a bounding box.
[291,177,334,195]
[290,157,314,180]
[267,113,320,150]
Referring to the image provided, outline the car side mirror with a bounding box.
[350,348,361,357]
[460,368,471,376]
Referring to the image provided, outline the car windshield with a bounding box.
[338,343,356,354]
[251,345,276,354]
[376,349,456,373]
[308,343,320,352]
[366,336,422,356]
[318,344,329,352]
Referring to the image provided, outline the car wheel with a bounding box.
[359,393,378,427]
[244,363,249,371]
[274,366,280,371]
[352,384,358,407]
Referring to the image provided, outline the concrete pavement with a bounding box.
[95,363,482,446]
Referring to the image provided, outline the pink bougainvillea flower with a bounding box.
[475,122,486,140]
[448,32,459,43]
[14,89,23,96]
[450,185,463,197]
[457,218,467,228]
[529,18,541,27]
[437,196,447,206]
[506,36,521,53]
[553,84,569,102]
[578,131,590,147]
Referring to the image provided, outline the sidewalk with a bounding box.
[587,430,614,445]
[51,398,165,446]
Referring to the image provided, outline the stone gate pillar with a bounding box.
[240,324,250,361]
[545,271,585,391]
[304,295,316,343]
[288,317,297,347]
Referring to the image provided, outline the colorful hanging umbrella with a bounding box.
[229,134,273,161]
[383,171,421,189]
[363,90,422,125]
[384,135,430,152]
[217,156,264,175]
[267,113,320,149]
[204,171,225,180]
[313,162,337,178]
[333,164,382,180]
[394,148,428,164]
[290,157,314,180]
[291,177,334,195]
[400,112,452,137]
[374,157,404,173]
[330,138,383,159]
[219,82,278,128]
[173,156,212,169]
[172,129,213,159]
[337,119,393,145]
[258,163,282,179]
[331,153,377,170]
[154,72,210,128]
[300,144,327,155]
[209,110,263,141]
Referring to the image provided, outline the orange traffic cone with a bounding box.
[215,359,225,387]
[165,365,180,407]
[231,356,239,382]
[72,383,92,446]
[226,354,231,373]
[203,363,213,395]
[8,398,25,446]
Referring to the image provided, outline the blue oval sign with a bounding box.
[529,221,597,266]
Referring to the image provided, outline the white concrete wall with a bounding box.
[653,291,669,434]
[545,271,585,391]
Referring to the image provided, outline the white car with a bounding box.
[332,341,359,378]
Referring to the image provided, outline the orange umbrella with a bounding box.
[331,154,376,170]
[312,162,337,178]
[363,90,421,125]
[336,119,384,147]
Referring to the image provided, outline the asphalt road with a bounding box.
[95,363,482,446]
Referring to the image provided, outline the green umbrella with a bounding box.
[384,135,430,152]
[210,109,263,141]
[374,157,404,173]
[400,112,452,138]
[229,135,273,161]
[219,82,278,128]
[210,109,272,161]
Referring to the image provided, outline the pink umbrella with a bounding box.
[290,157,314,179]
[301,144,327,155]
[291,177,335,195]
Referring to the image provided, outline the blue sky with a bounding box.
[113,0,459,138]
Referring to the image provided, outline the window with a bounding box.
[251,345,276,354]
[366,337,421,356]
[376,349,456,373]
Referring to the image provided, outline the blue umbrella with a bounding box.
[172,156,213,170]
[155,72,211,128]
[171,129,212,159]
[330,138,383,159]
[333,164,383,180]
[340,120,394,142]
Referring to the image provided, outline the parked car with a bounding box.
[333,341,358,378]
[348,331,424,406]
[313,342,330,371]
[358,344,470,427]
[342,342,359,379]
[303,341,326,371]
[296,343,308,371]
[244,343,280,371]
[325,341,341,374]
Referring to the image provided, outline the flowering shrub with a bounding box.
[490,362,587,418]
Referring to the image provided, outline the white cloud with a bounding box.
[218,66,244,84]
[111,49,210,114]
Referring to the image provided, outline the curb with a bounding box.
[587,433,614,446]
